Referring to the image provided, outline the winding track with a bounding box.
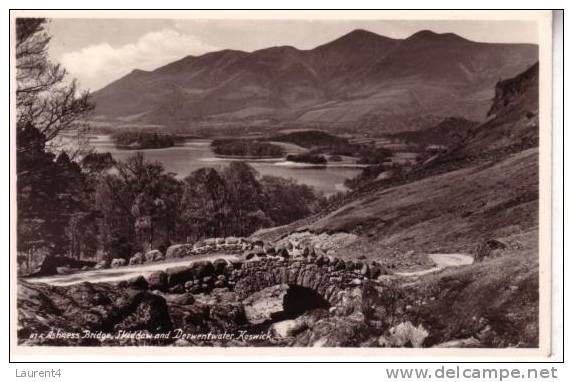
[25,253,474,286]
[394,253,474,277]
[25,253,239,287]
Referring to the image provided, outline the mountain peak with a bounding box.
[407,30,468,43]
[314,28,395,52]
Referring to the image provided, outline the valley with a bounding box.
[16,21,542,350]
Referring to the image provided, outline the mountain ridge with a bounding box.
[91,29,538,132]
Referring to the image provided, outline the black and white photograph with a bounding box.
[9,10,555,357]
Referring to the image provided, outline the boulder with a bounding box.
[127,275,148,290]
[171,294,195,305]
[146,271,168,291]
[225,237,239,245]
[191,261,215,278]
[213,259,227,274]
[113,292,173,333]
[165,244,195,259]
[474,239,508,262]
[145,250,163,263]
[243,284,289,325]
[17,281,172,345]
[129,252,144,265]
[203,238,217,247]
[271,319,307,338]
[386,321,429,348]
[110,258,127,268]
[166,266,194,287]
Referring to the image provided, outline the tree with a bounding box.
[96,153,183,257]
[16,18,92,144]
[179,167,228,240]
[16,18,94,261]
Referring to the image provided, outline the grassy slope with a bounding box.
[310,148,537,265]
[255,63,540,346]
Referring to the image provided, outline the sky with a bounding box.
[46,18,538,92]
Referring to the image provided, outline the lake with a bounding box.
[86,135,363,195]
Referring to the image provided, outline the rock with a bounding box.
[129,252,144,265]
[386,321,429,348]
[146,271,168,291]
[243,284,289,325]
[301,313,370,347]
[474,238,508,262]
[213,259,227,274]
[169,284,185,294]
[166,266,194,287]
[368,266,382,279]
[245,252,256,260]
[165,244,195,259]
[277,248,290,258]
[110,258,126,268]
[32,256,97,276]
[17,281,172,345]
[360,263,369,276]
[94,260,109,270]
[271,319,306,338]
[265,247,276,256]
[191,261,215,278]
[171,294,195,305]
[225,237,239,245]
[203,238,217,247]
[56,266,74,275]
[202,276,214,284]
[127,275,148,290]
[145,250,163,263]
[184,281,195,291]
[113,292,173,333]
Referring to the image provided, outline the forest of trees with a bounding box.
[112,131,178,149]
[211,139,285,158]
[15,19,322,268]
[286,153,328,165]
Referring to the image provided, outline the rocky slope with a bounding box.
[91,29,537,131]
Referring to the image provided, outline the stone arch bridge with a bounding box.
[140,252,386,307]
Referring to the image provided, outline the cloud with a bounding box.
[60,29,219,91]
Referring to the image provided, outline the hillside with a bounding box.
[252,63,540,346]
[91,29,537,131]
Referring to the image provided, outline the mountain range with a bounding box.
[91,29,538,133]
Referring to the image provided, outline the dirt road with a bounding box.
[26,254,239,287]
